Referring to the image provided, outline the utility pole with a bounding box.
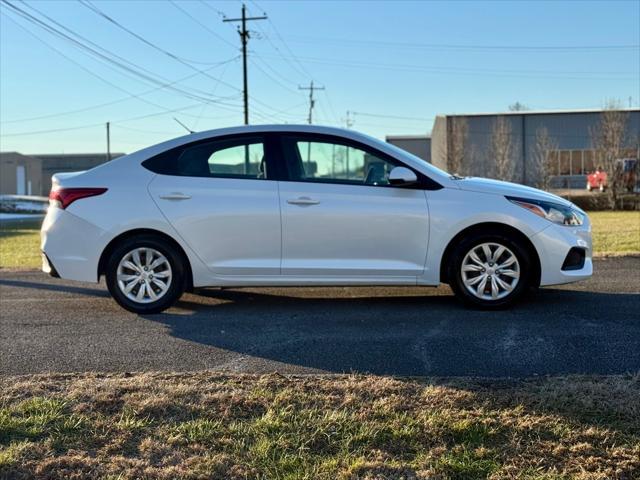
[106,122,111,161]
[343,110,354,129]
[224,4,267,125]
[298,80,325,124]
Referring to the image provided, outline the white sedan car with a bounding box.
[41,125,592,313]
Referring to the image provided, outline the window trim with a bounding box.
[275,132,442,190]
[142,133,281,181]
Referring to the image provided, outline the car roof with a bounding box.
[126,124,389,161]
[178,124,377,145]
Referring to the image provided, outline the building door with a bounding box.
[16,165,26,195]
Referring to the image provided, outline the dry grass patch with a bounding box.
[0,372,638,479]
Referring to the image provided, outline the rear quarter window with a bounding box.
[142,136,266,179]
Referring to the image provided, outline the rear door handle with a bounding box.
[287,197,320,206]
[159,193,191,200]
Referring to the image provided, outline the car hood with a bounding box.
[453,177,573,207]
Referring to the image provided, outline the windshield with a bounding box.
[381,140,453,179]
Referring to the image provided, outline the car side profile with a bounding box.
[41,125,592,314]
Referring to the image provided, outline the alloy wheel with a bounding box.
[116,247,172,304]
[460,242,520,301]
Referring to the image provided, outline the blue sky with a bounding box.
[1,0,638,154]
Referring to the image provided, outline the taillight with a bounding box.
[49,188,108,209]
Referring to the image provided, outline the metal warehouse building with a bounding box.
[33,153,123,196]
[386,135,431,163]
[0,152,43,196]
[0,152,123,196]
[430,108,640,187]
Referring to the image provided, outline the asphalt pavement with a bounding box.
[1,257,639,377]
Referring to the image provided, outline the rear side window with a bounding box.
[143,136,267,179]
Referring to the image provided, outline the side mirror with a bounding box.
[388,166,418,186]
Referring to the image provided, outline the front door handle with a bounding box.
[287,197,320,206]
[159,193,191,200]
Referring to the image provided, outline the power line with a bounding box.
[0,8,239,126]
[261,12,313,79]
[1,123,105,137]
[112,124,180,135]
[257,53,638,80]
[352,112,435,122]
[79,0,243,94]
[1,102,214,137]
[246,0,342,126]
[167,0,237,49]
[245,1,310,82]
[321,90,341,125]
[250,57,300,94]
[198,0,233,22]
[3,1,243,105]
[281,34,640,51]
[244,0,343,126]
[191,57,236,130]
[0,55,240,124]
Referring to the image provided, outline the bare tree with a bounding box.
[591,101,629,209]
[532,127,558,191]
[508,101,529,112]
[447,117,468,175]
[490,116,514,181]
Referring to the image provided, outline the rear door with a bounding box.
[277,133,430,277]
[147,134,281,276]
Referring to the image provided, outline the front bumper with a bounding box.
[41,207,106,283]
[530,220,593,286]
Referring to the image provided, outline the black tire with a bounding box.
[105,234,186,314]
[448,232,533,309]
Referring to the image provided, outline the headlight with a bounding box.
[507,196,585,226]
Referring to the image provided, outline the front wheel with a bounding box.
[449,234,532,308]
[105,235,186,314]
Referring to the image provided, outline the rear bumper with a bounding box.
[531,221,593,286]
[41,252,60,278]
[40,207,105,283]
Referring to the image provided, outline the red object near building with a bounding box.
[587,168,607,192]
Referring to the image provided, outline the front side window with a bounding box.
[283,137,398,186]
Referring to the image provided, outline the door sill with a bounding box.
[203,274,419,287]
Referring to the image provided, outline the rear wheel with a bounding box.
[449,234,532,308]
[105,235,185,314]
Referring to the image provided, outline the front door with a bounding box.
[148,134,281,276]
[277,135,429,277]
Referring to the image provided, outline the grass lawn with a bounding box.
[588,211,640,256]
[0,218,42,269]
[1,372,638,479]
[0,211,638,270]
